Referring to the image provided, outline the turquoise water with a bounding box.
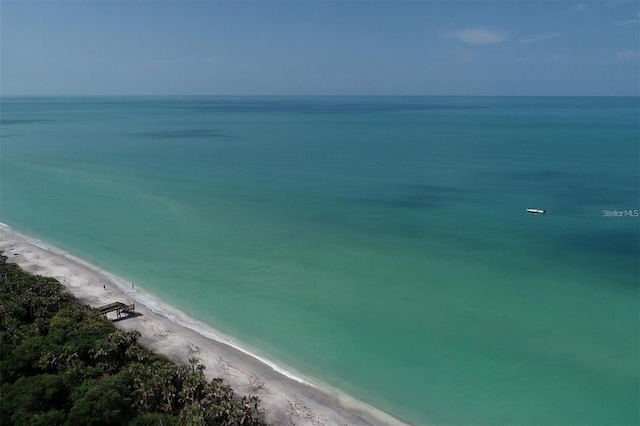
[1,96,638,425]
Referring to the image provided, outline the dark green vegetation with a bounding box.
[0,253,267,425]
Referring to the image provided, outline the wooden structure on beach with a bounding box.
[95,302,135,319]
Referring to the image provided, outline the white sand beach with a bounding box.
[0,222,407,426]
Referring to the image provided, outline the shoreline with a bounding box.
[0,222,408,426]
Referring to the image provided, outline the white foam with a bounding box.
[127,288,314,386]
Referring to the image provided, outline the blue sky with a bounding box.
[1,0,638,96]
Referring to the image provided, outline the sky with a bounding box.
[1,0,638,96]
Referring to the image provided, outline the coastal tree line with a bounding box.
[0,252,268,425]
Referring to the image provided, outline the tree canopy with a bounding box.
[0,252,267,425]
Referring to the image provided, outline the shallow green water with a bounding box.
[1,96,638,424]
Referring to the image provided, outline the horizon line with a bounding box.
[2,94,639,98]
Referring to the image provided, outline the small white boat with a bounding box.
[526,208,546,214]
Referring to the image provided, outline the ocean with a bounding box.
[1,96,638,425]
